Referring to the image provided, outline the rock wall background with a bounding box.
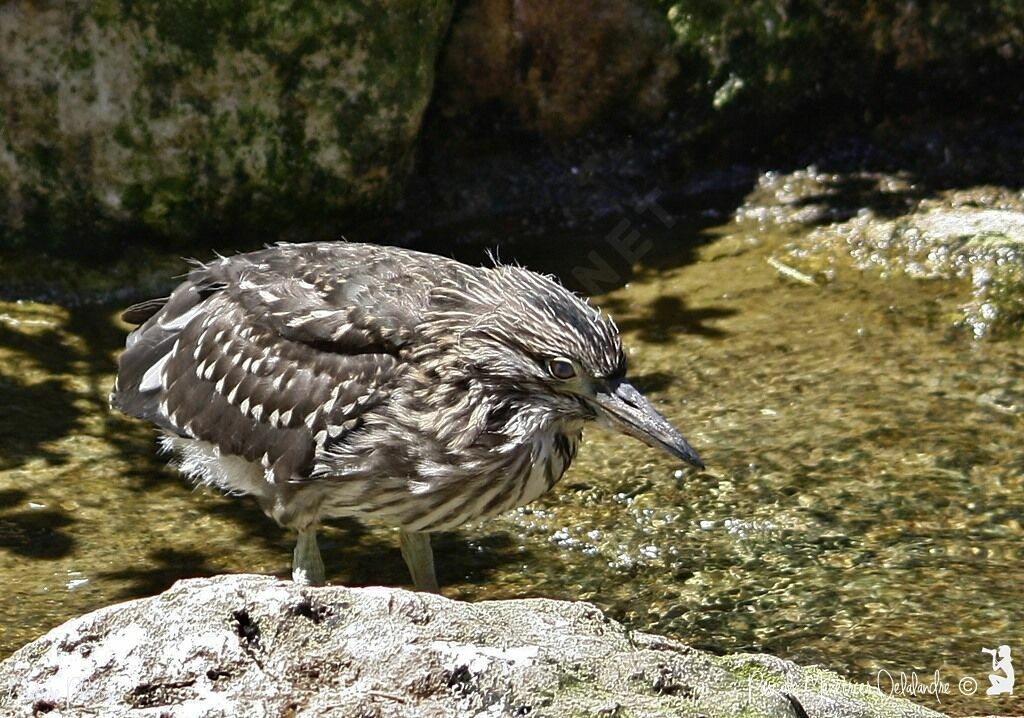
[1,0,1021,253]
[437,1,1024,147]
[0,0,452,252]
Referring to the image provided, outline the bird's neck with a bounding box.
[391,374,584,518]
[405,372,581,458]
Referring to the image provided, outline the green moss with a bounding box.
[112,121,135,149]
[29,143,62,176]
[717,658,785,688]
[119,0,253,66]
[62,47,94,72]
[121,183,151,216]
[1,0,453,253]
[654,0,1024,158]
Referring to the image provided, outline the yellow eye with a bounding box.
[547,358,577,380]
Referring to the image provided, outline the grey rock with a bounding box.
[737,170,1024,338]
[0,574,942,718]
[0,1,452,250]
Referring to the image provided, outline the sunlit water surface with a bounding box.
[1,205,1021,716]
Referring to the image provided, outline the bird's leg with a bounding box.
[292,526,326,586]
[399,530,439,593]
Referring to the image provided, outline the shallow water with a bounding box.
[1,193,1022,716]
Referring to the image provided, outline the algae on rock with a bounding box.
[0,0,452,252]
[789,197,1024,338]
[737,169,1024,338]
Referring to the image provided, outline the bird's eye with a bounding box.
[547,358,577,380]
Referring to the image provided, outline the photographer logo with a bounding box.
[982,645,1014,696]
[874,643,1015,703]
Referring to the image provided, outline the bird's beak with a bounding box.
[592,380,704,469]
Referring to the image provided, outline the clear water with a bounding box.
[1,200,1021,716]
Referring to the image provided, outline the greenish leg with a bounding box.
[292,527,326,586]
[399,530,439,593]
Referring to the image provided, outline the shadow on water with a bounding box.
[0,320,85,471]
[317,521,520,590]
[0,376,81,471]
[92,518,523,599]
[603,294,736,343]
[98,548,221,598]
[315,529,519,591]
[742,120,1024,228]
[430,531,520,589]
[782,173,929,226]
[0,489,75,559]
[0,301,144,472]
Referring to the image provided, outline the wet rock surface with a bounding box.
[734,169,1024,338]
[0,574,942,718]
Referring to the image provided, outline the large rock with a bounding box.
[436,1,1022,142]
[0,574,941,717]
[659,2,1024,126]
[0,1,452,251]
[740,173,1024,338]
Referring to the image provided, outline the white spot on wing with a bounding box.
[159,302,206,332]
[140,350,172,392]
[322,394,337,414]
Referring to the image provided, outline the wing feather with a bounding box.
[111,243,425,481]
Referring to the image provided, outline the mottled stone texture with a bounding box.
[439,1,1022,138]
[0,0,452,251]
[3,1,1020,252]
[660,1,1024,133]
[0,574,943,718]
[438,0,678,135]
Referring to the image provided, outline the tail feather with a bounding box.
[121,296,169,325]
[110,282,208,432]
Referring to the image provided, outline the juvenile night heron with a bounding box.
[111,241,703,590]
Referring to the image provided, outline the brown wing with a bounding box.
[110,242,445,482]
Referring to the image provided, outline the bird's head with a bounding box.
[419,264,703,469]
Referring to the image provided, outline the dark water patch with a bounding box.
[0,489,75,559]
[98,548,220,599]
